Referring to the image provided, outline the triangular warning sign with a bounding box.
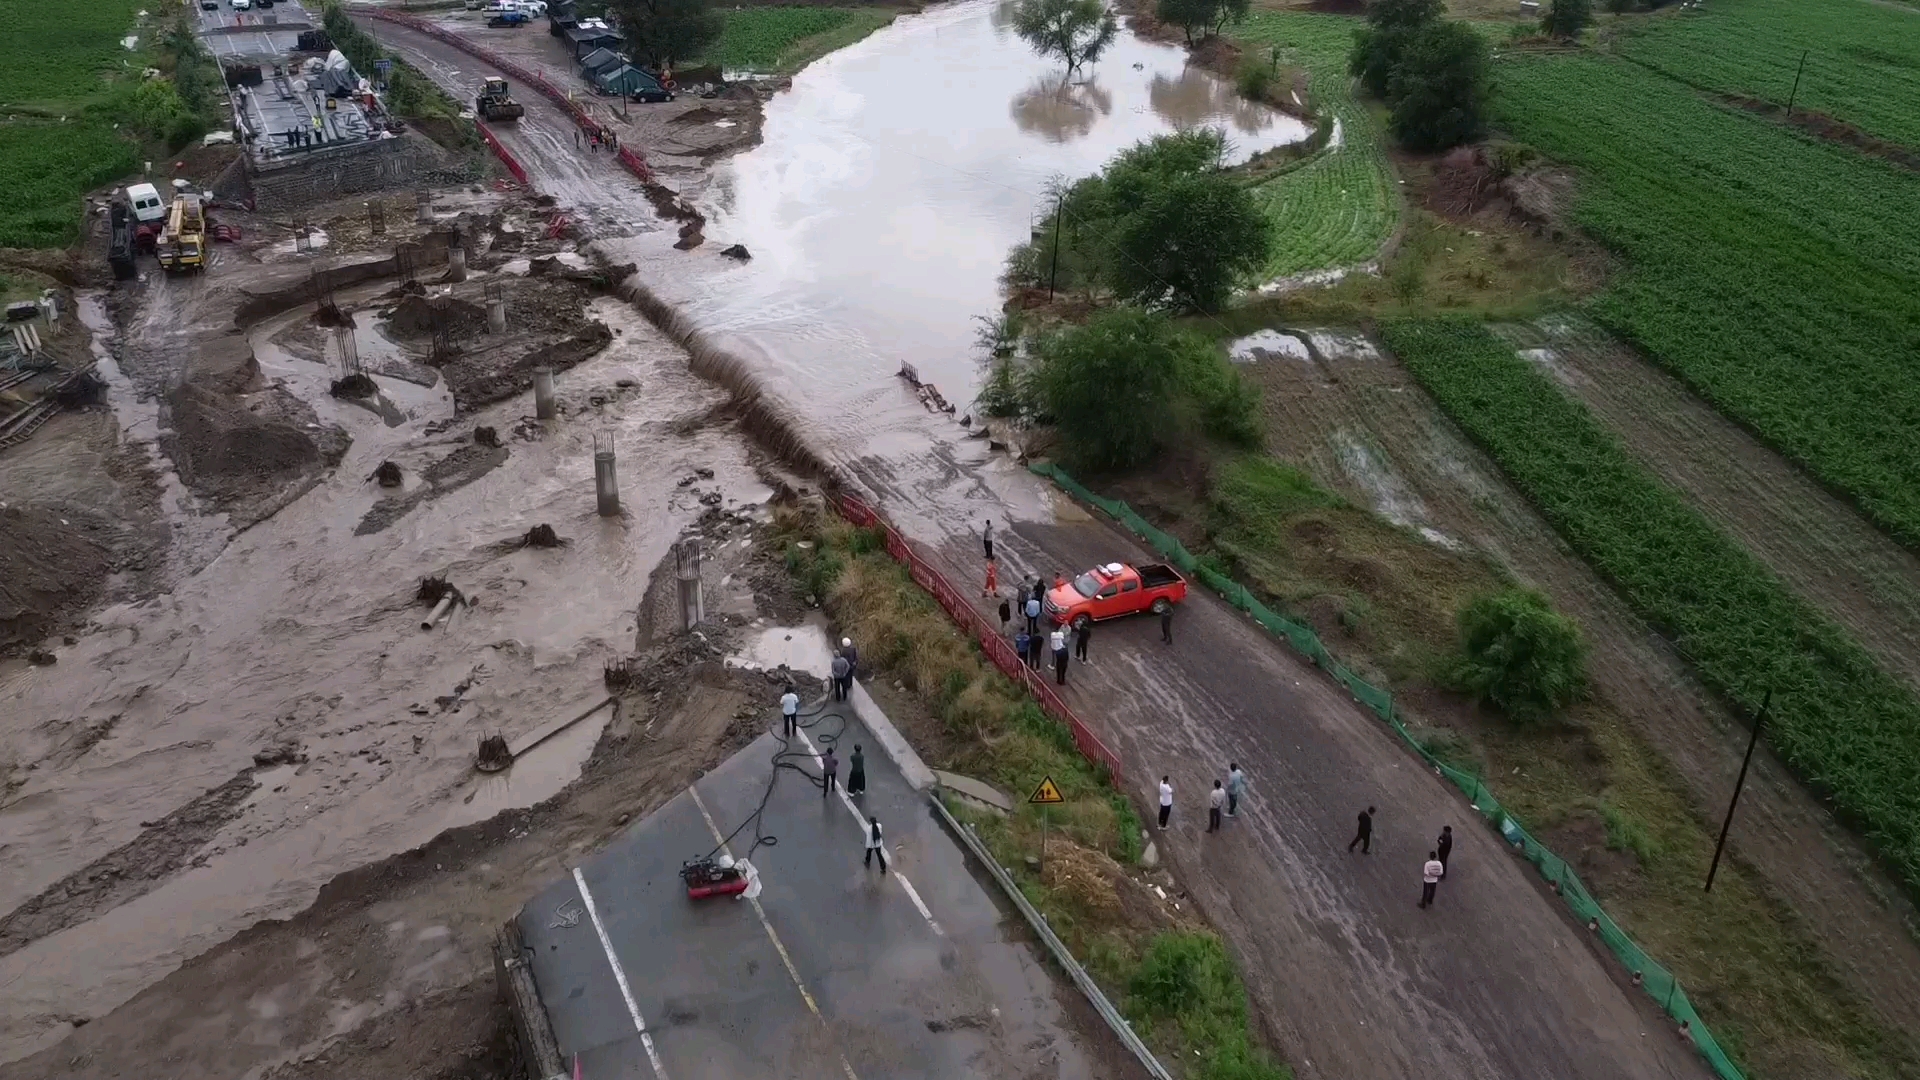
[1028,776,1065,804]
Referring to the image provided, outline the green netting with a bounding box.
[1031,461,1746,1080]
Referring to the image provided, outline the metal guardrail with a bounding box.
[929,793,1174,1080]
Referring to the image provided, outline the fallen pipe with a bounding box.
[422,593,456,631]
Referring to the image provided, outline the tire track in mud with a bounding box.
[0,771,256,961]
[1242,330,1920,1052]
[1501,318,1920,696]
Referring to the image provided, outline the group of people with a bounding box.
[1154,765,1248,832]
[573,125,619,151]
[776,658,885,871]
[1350,807,1456,909]
[998,574,1093,687]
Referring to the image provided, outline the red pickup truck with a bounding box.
[1045,562,1188,629]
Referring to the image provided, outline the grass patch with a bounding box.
[1072,452,1919,1078]
[702,7,897,74]
[0,0,149,113]
[774,500,1288,1078]
[1381,316,1920,909]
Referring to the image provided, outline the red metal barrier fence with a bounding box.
[475,120,528,185]
[835,493,1126,787]
[356,6,656,182]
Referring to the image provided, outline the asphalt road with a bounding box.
[519,703,1141,1080]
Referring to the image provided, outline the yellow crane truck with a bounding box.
[157,194,207,273]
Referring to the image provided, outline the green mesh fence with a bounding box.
[1030,461,1746,1080]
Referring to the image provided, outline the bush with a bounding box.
[1236,53,1274,101]
[1386,20,1489,151]
[1128,932,1288,1080]
[1451,587,1588,721]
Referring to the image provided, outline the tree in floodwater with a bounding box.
[1155,0,1248,44]
[1011,0,1119,77]
[608,0,722,72]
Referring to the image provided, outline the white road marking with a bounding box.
[570,866,668,1080]
[688,784,860,1080]
[795,724,945,936]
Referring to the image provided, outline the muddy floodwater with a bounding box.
[609,0,1305,457]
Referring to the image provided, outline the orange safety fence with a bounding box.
[475,120,528,185]
[355,6,656,182]
[833,493,1126,787]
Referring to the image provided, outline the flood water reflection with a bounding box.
[614,0,1308,453]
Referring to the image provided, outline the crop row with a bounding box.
[1615,0,1920,151]
[0,122,137,248]
[1491,51,1920,549]
[1235,12,1399,279]
[704,7,893,74]
[1383,316,1920,897]
[0,0,148,109]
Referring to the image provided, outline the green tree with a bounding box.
[1211,0,1250,36]
[1451,588,1588,722]
[1386,20,1489,151]
[1099,130,1272,312]
[1156,0,1218,46]
[608,0,722,71]
[1028,307,1256,468]
[1011,0,1119,76]
[1347,0,1442,98]
[1542,0,1593,39]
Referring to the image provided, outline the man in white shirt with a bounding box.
[780,686,799,737]
[1049,627,1069,685]
[1419,851,1444,908]
[1157,776,1173,830]
[1207,780,1225,832]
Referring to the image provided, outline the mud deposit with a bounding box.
[354,442,512,536]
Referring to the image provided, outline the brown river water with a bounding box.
[0,2,1296,1061]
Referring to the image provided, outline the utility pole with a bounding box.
[1785,49,1809,116]
[1045,192,1064,302]
[1705,688,1770,893]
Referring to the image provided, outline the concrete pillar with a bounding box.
[487,298,506,334]
[594,450,620,517]
[447,246,468,283]
[533,366,557,419]
[675,538,704,630]
[414,189,432,223]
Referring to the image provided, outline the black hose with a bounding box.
[701,697,853,863]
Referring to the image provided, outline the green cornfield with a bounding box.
[1614,0,1920,150]
[0,0,149,110]
[704,7,895,74]
[0,122,137,248]
[1383,316,1920,898]
[1492,50,1920,549]
[1234,12,1400,279]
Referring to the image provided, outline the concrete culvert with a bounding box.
[525,523,561,547]
[330,373,377,399]
[373,460,402,487]
[473,425,500,447]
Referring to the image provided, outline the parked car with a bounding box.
[630,84,674,104]
[200,0,219,9]
[1045,562,1189,629]
[231,0,252,10]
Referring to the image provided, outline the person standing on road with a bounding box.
[1436,825,1453,878]
[847,744,866,796]
[1349,806,1375,853]
[822,748,839,796]
[830,651,851,702]
[999,596,1012,635]
[1025,594,1042,635]
[983,557,998,598]
[982,518,994,563]
[840,637,859,682]
[1074,619,1090,662]
[1157,776,1173,830]
[1027,630,1044,670]
[1419,851,1443,908]
[1050,627,1069,685]
[1031,577,1045,604]
[1208,781,1225,832]
[781,684,800,738]
[864,816,888,873]
[1226,763,1246,818]
[1160,604,1174,644]
[1015,628,1032,670]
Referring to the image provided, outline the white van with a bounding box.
[124,182,167,225]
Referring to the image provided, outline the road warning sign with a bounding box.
[1028,776,1065,805]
